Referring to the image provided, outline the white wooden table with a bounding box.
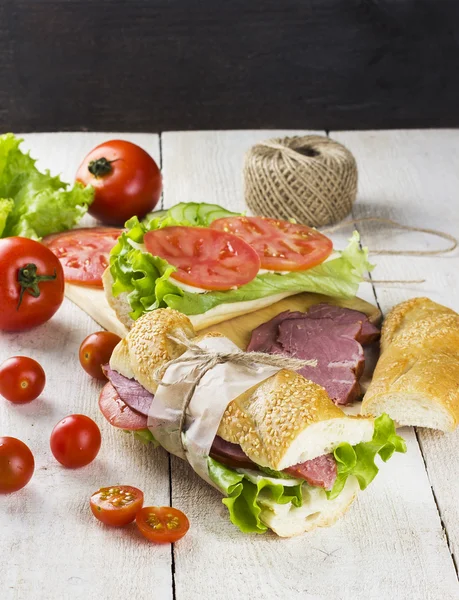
[1,130,459,600]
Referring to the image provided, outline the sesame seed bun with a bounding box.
[110,308,375,470]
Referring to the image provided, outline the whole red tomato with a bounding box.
[50,414,101,468]
[0,356,46,404]
[0,437,35,493]
[76,140,162,226]
[0,237,65,331]
[79,331,121,380]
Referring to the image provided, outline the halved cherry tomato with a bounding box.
[79,331,121,380]
[76,140,162,226]
[43,227,122,287]
[90,485,144,526]
[98,383,148,430]
[210,216,333,271]
[0,356,46,404]
[144,226,260,290]
[0,437,35,493]
[50,414,101,468]
[0,237,64,332]
[136,506,190,544]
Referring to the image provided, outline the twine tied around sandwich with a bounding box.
[153,332,317,453]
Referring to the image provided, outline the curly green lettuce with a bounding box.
[0,133,94,239]
[109,203,372,320]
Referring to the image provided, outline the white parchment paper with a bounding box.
[147,336,281,489]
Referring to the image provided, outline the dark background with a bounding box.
[1,0,458,132]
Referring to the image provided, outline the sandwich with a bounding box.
[362,297,459,432]
[103,202,371,331]
[99,308,406,537]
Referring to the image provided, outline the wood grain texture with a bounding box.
[331,129,459,575]
[161,130,459,599]
[2,1,459,132]
[0,134,173,600]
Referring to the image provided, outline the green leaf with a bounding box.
[327,414,407,500]
[208,458,304,534]
[110,203,372,320]
[130,429,159,446]
[0,133,94,240]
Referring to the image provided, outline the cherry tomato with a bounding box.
[79,331,121,380]
[0,237,64,331]
[90,485,144,526]
[50,414,101,468]
[0,437,35,493]
[76,140,162,226]
[210,216,333,271]
[0,356,46,404]
[43,228,123,287]
[98,382,148,430]
[136,506,190,544]
[143,226,260,290]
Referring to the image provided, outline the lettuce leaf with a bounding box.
[208,458,304,534]
[110,204,372,320]
[328,414,407,500]
[0,133,94,239]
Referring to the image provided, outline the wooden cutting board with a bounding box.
[66,284,380,349]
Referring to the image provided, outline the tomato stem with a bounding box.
[88,157,118,178]
[17,263,57,310]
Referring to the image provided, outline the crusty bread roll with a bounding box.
[362,297,459,431]
[110,308,374,467]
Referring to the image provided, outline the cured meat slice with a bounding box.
[277,318,365,404]
[246,311,305,353]
[210,436,256,469]
[306,303,380,345]
[98,382,148,430]
[285,454,337,490]
[210,436,337,489]
[102,365,154,417]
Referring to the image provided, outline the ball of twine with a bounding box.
[244,135,358,227]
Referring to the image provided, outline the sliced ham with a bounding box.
[102,364,154,417]
[98,382,148,430]
[210,436,337,489]
[277,318,365,404]
[306,303,380,345]
[246,310,305,353]
[285,454,337,490]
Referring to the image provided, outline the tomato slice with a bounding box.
[210,216,333,271]
[90,485,144,526]
[98,382,148,430]
[136,506,190,543]
[43,227,123,287]
[143,226,260,290]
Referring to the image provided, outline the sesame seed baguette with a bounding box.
[110,308,375,470]
[362,297,459,432]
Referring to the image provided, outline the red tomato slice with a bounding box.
[98,382,148,430]
[143,226,260,290]
[136,506,190,544]
[43,227,123,287]
[90,485,144,526]
[210,216,333,271]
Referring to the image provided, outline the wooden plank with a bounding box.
[162,130,459,599]
[0,134,173,600]
[3,2,459,132]
[332,129,459,576]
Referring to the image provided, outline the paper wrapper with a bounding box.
[147,336,281,489]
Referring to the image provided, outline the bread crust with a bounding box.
[362,297,459,431]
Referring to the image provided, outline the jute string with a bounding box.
[244,135,357,227]
[154,332,317,452]
[322,217,458,284]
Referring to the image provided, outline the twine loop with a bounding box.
[244,135,358,227]
[154,332,317,452]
